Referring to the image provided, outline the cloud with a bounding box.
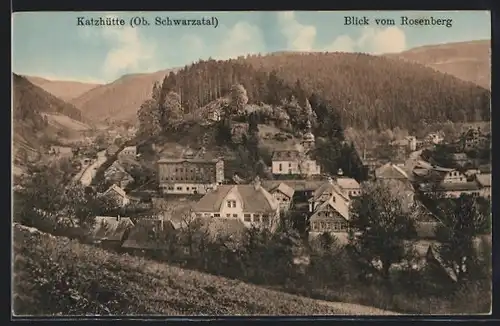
[216,22,266,59]
[325,26,406,54]
[177,21,266,62]
[278,11,317,51]
[80,14,159,79]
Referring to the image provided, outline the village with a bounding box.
[32,116,490,282]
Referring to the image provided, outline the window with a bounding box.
[311,222,317,231]
[227,201,231,208]
[262,215,270,223]
[340,222,348,231]
[175,168,178,172]
[186,187,190,191]
[226,214,231,218]
[279,163,282,171]
[176,187,182,191]
[195,213,202,217]
[232,214,238,218]
[332,196,336,202]
[180,168,184,172]
[168,186,174,190]
[319,222,326,230]
[253,214,261,223]
[244,214,251,222]
[214,213,220,217]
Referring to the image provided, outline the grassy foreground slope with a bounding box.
[12,224,398,316]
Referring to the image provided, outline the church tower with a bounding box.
[301,119,315,152]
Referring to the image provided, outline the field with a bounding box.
[41,113,91,132]
[12,223,398,316]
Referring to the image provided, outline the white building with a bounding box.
[271,150,321,176]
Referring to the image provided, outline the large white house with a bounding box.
[191,177,280,231]
[271,150,321,176]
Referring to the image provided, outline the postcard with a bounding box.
[11,10,491,317]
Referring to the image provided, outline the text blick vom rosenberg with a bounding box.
[344,16,453,28]
[76,16,219,28]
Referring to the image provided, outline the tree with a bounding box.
[433,194,490,284]
[162,91,183,128]
[137,99,161,139]
[348,181,416,281]
[230,84,248,115]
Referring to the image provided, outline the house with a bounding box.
[271,150,321,176]
[336,176,361,198]
[101,184,132,207]
[261,180,325,204]
[308,186,351,245]
[118,146,137,161]
[391,136,417,153]
[426,132,444,145]
[308,178,350,213]
[431,182,482,198]
[104,161,135,189]
[89,216,134,249]
[441,169,467,184]
[451,153,470,168]
[268,182,295,212]
[122,219,176,255]
[462,127,489,151]
[49,145,73,158]
[207,109,221,122]
[375,162,412,182]
[157,157,225,195]
[191,177,280,231]
[464,169,481,179]
[475,173,491,199]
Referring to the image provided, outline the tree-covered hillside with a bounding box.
[13,74,83,122]
[12,74,85,152]
[159,53,490,132]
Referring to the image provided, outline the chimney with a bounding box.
[253,176,261,190]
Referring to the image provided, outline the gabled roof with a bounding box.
[310,196,349,221]
[192,185,279,213]
[91,216,134,242]
[272,150,300,161]
[435,182,481,192]
[122,219,175,250]
[103,184,128,199]
[262,180,324,192]
[310,181,350,203]
[375,163,410,180]
[476,174,491,187]
[270,183,295,199]
[157,158,221,164]
[336,177,360,190]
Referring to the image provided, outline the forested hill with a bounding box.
[13,74,84,122]
[159,53,490,131]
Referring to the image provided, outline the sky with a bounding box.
[12,11,490,84]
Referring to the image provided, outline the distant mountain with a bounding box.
[71,69,178,122]
[24,76,101,101]
[385,40,490,89]
[12,73,89,153]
